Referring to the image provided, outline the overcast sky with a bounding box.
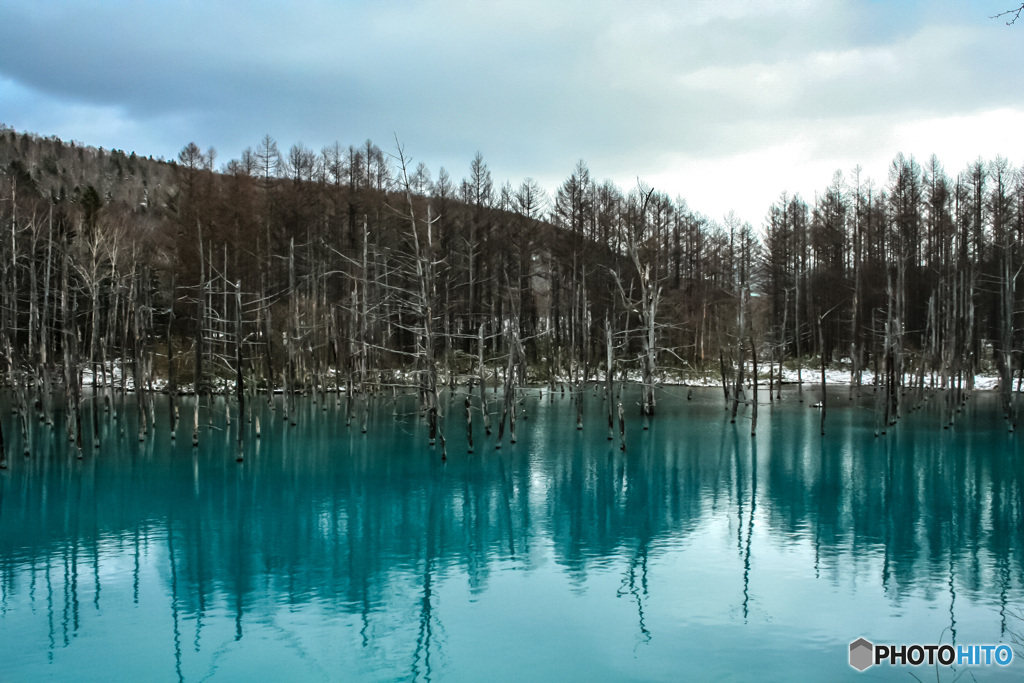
[3,0,1024,225]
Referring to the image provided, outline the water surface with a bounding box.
[1,386,1022,681]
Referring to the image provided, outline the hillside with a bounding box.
[0,124,176,215]
[0,124,1021,437]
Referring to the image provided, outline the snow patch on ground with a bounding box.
[547,365,1006,391]
[61,358,1011,394]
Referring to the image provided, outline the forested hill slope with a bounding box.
[0,125,176,214]
[1,124,1022,428]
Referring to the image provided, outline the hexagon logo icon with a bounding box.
[849,638,874,671]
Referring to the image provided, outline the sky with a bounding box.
[3,0,1024,226]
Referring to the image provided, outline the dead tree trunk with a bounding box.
[795,275,803,402]
[39,206,55,427]
[618,401,626,451]
[478,323,491,436]
[90,273,101,448]
[777,288,788,402]
[397,142,442,452]
[167,243,177,439]
[286,236,296,426]
[576,379,583,430]
[465,395,473,453]
[613,188,660,422]
[61,235,83,457]
[730,287,747,425]
[730,352,744,425]
[719,349,730,404]
[606,312,614,441]
[642,276,659,421]
[132,270,146,442]
[998,244,1016,430]
[496,314,524,449]
[192,391,199,447]
[261,275,275,408]
[819,323,826,436]
[194,219,205,396]
[359,216,370,403]
[235,280,245,461]
[750,336,758,436]
[0,412,6,469]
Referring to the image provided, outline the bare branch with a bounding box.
[993,3,1024,24]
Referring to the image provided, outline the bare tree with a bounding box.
[395,140,444,452]
[613,183,661,422]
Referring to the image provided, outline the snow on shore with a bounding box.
[66,359,1007,394]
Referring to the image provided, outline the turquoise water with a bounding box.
[0,386,1022,681]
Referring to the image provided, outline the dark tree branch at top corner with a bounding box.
[993,3,1024,24]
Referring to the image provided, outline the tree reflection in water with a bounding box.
[0,387,1021,680]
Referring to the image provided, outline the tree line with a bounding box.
[1,124,1022,458]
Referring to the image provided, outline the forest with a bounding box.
[0,123,1021,460]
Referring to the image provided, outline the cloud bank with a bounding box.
[2,0,1023,223]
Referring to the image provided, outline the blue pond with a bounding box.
[0,385,1022,681]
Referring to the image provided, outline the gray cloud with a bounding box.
[2,0,1023,220]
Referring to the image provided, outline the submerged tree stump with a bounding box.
[465,396,473,453]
